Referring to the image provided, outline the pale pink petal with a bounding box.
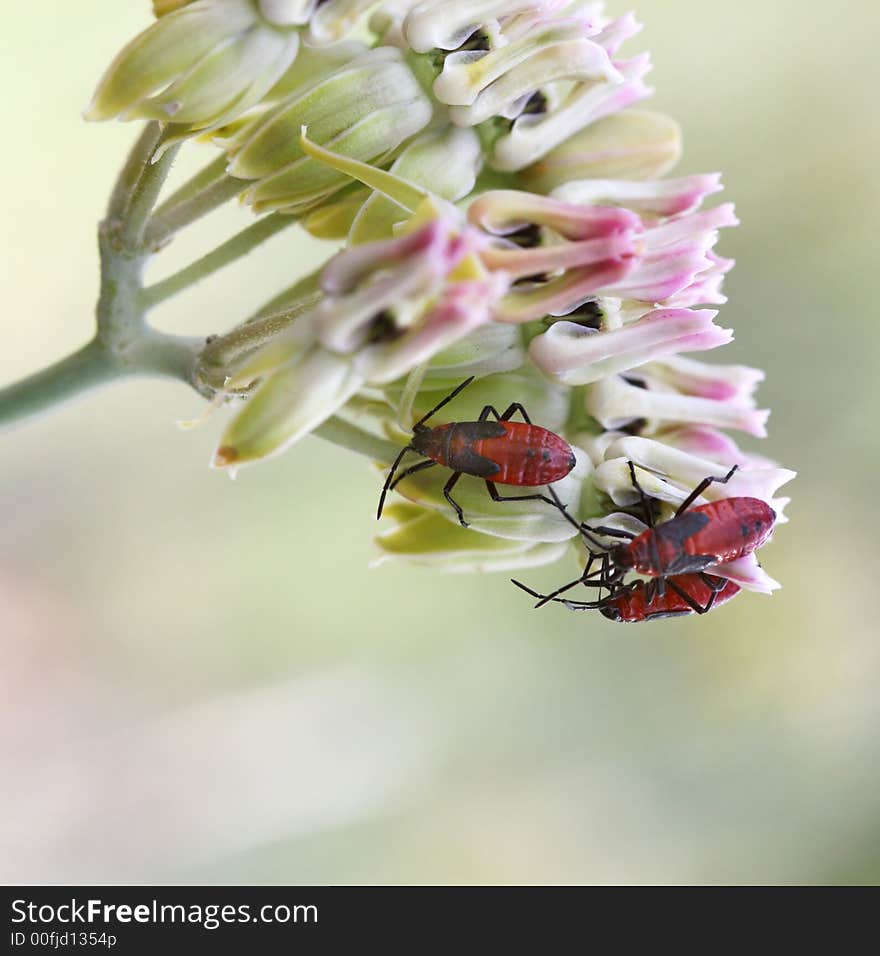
[530,309,731,385]
[552,173,724,219]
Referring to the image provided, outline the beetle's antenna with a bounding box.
[377,445,415,520]
[411,377,475,431]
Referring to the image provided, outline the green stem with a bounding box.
[123,143,182,249]
[0,340,121,430]
[0,126,212,430]
[142,212,295,309]
[126,331,205,385]
[106,123,165,223]
[144,156,246,248]
[314,417,401,464]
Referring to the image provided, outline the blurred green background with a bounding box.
[1,1,878,884]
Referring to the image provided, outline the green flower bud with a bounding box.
[227,48,433,213]
[517,109,682,193]
[409,321,527,384]
[194,271,322,392]
[152,0,195,15]
[213,346,363,469]
[302,187,373,240]
[308,0,385,45]
[257,0,312,25]
[203,41,368,151]
[374,503,572,573]
[349,126,483,244]
[86,0,301,130]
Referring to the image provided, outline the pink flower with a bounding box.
[552,173,724,221]
[592,435,795,520]
[529,309,732,385]
[606,203,738,303]
[471,185,737,321]
[585,373,770,438]
[494,53,654,171]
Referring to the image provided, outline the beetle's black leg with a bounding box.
[698,572,728,593]
[577,521,632,555]
[549,593,618,612]
[377,445,416,520]
[666,577,711,614]
[544,484,589,537]
[388,459,437,492]
[696,572,729,613]
[499,402,533,424]
[555,599,609,611]
[485,480,557,509]
[675,465,739,516]
[477,402,534,424]
[443,472,467,527]
[584,525,636,540]
[530,555,621,610]
[627,460,655,528]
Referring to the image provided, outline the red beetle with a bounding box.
[512,459,776,615]
[377,377,577,527]
[513,573,741,622]
[585,460,776,579]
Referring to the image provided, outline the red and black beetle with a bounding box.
[585,460,776,580]
[377,377,577,528]
[513,573,742,622]
[512,459,776,616]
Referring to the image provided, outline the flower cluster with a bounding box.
[86,1,793,590]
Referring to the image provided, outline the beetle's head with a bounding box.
[609,544,634,569]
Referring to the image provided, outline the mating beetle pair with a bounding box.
[514,459,776,621]
[377,377,776,623]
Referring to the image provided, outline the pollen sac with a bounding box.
[227,47,433,213]
[86,0,301,131]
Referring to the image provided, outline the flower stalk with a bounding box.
[0,122,207,429]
